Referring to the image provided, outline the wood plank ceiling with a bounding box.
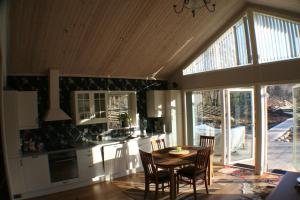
[7,0,300,79]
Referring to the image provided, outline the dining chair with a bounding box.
[176,147,211,200]
[199,135,215,151]
[151,138,166,151]
[139,150,170,199]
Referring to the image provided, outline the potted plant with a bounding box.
[119,112,131,127]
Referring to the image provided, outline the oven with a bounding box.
[48,150,78,183]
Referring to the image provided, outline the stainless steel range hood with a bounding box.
[44,69,71,121]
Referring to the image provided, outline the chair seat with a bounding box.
[149,170,170,182]
[177,166,205,179]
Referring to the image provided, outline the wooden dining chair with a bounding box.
[139,150,170,199]
[199,135,215,180]
[151,138,166,151]
[176,147,211,200]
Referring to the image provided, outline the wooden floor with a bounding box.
[29,165,270,200]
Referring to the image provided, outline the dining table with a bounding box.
[152,146,209,200]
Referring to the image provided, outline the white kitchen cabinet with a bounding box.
[103,144,127,179]
[3,91,22,158]
[72,91,107,125]
[77,148,94,181]
[165,90,183,146]
[6,158,25,197]
[18,91,39,129]
[126,140,141,172]
[22,155,51,192]
[147,90,165,117]
[4,91,39,158]
[77,146,105,182]
[137,138,151,153]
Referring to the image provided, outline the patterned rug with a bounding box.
[123,166,281,200]
[218,166,281,200]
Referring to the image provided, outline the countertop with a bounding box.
[21,132,166,157]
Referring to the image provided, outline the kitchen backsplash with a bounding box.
[7,76,168,152]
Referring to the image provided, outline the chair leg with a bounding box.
[192,178,197,200]
[176,175,179,194]
[204,174,209,194]
[144,179,149,200]
[155,183,159,200]
[162,183,164,192]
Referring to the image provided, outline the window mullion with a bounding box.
[247,9,259,65]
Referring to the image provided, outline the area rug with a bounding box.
[123,166,281,200]
[123,183,222,200]
[218,166,282,200]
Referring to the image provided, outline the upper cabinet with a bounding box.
[146,90,165,117]
[107,91,137,129]
[72,91,107,125]
[3,91,38,158]
[18,91,39,129]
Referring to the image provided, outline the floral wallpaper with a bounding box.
[5,76,168,152]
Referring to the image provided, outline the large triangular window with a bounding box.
[254,12,300,63]
[183,11,300,76]
[183,15,252,75]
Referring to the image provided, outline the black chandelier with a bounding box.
[173,0,216,17]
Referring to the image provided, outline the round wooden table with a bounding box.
[152,146,205,200]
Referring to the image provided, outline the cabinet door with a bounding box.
[103,144,127,179]
[93,92,107,121]
[76,92,91,124]
[18,91,38,129]
[91,145,105,177]
[77,149,93,181]
[4,91,21,158]
[126,140,141,172]
[73,91,108,125]
[147,90,165,117]
[23,155,51,192]
[138,138,151,153]
[7,158,25,196]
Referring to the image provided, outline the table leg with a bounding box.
[169,167,176,200]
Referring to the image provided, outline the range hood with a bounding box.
[44,69,71,121]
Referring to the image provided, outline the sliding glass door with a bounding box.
[191,90,223,163]
[226,88,255,164]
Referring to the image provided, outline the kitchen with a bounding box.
[3,0,300,200]
[2,69,182,199]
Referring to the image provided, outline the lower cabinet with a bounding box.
[7,155,50,198]
[103,143,127,179]
[22,155,51,192]
[138,138,151,152]
[7,158,25,197]
[77,145,105,182]
[126,140,141,172]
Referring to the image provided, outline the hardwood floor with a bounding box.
[29,165,277,200]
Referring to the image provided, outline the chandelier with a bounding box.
[173,0,216,17]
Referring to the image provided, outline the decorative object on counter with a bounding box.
[119,112,131,127]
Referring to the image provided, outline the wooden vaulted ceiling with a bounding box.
[7,0,300,79]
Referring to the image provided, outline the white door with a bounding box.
[226,88,255,164]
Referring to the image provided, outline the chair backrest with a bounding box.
[151,139,166,151]
[199,135,215,152]
[139,150,157,177]
[195,147,211,170]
